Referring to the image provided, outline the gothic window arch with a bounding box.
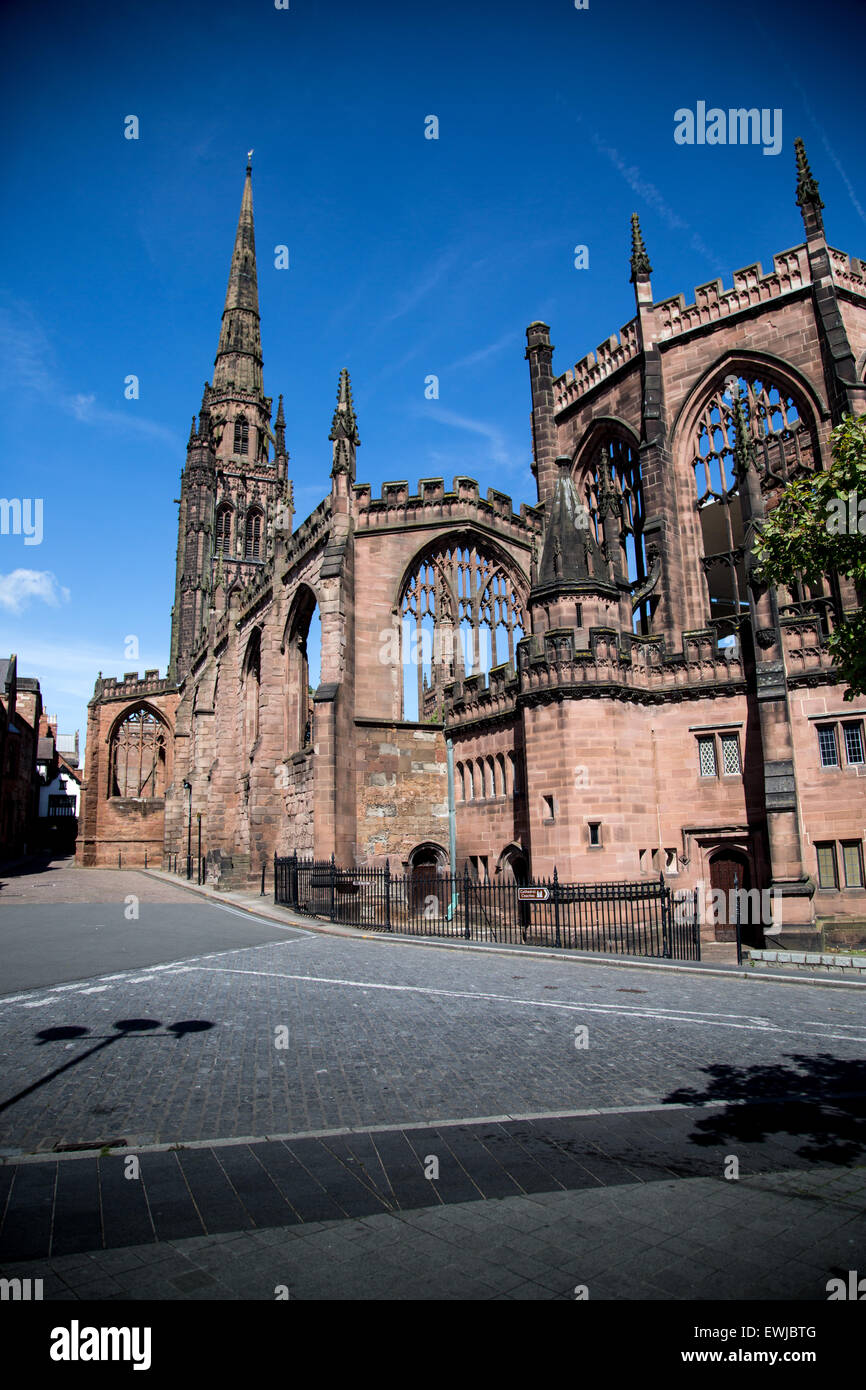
[399,536,526,720]
[244,507,263,560]
[243,629,261,752]
[234,415,250,456]
[578,435,649,633]
[283,587,321,754]
[690,369,822,633]
[215,504,233,556]
[109,706,168,798]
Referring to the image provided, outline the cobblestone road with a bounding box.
[0,868,864,1155]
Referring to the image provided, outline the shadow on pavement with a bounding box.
[665,1054,866,1165]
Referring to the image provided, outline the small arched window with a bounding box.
[215,505,232,555]
[245,509,263,561]
[234,416,250,456]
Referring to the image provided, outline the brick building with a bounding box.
[0,655,43,860]
[78,143,866,941]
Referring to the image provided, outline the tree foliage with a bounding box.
[753,413,866,699]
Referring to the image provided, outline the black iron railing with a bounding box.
[274,853,701,961]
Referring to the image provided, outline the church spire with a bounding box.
[212,159,263,394]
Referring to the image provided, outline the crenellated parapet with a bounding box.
[281,497,333,578]
[439,624,750,729]
[90,670,172,705]
[780,613,841,684]
[827,246,866,297]
[555,319,640,409]
[353,475,543,540]
[652,248,809,342]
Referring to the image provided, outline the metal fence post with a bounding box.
[660,871,671,958]
[384,858,392,931]
[463,862,471,939]
[329,853,336,921]
[553,867,561,948]
[734,872,742,966]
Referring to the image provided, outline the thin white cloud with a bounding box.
[447,332,516,372]
[381,246,463,324]
[418,405,520,471]
[0,569,70,615]
[0,306,182,449]
[590,135,724,268]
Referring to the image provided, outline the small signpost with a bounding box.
[517,886,549,903]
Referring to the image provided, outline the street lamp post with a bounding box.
[197,812,202,884]
[183,780,192,880]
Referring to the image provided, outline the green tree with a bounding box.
[753,413,866,699]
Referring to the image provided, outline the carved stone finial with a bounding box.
[629,212,652,282]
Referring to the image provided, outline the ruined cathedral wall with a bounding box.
[522,689,756,890]
[451,718,528,875]
[351,483,537,721]
[77,680,178,868]
[554,366,643,465]
[790,680,866,922]
[354,719,448,867]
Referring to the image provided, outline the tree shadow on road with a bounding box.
[664,1053,866,1165]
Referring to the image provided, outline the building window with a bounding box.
[720,734,741,776]
[843,722,865,766]
[234,416,249,455]
[399,537,526,720]
[588,821,601,847]
[215,505,232,555]
[815,842,838,889]
[665,848,679,874]
[581,437,650,634]
[245,509,263,560]
[698,736,718,778]
[542,794,555,822]
[691,371,818,632]
[842,841,864,889]
[110,708,167,798]
[817,725,839,768]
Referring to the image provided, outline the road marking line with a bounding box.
[188,968,866,1042]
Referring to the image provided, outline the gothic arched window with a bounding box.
[244,508,263,560]
[243,629,261,751]
[215,504,232,555]
[110,708,167,798]
[580,437,649,634]
[400,537,526,720]
[691,371,820,632]
[234,416,249,456]
[283,588,321,754]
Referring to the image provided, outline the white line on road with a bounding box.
[188,968,866,1043]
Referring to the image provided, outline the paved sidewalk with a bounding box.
[2,1162,863,1300]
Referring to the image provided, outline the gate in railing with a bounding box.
[274,854,701,961]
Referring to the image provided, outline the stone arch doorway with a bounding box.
[498,844,530,935]
[408,842,447,915]
[709,848,762,946]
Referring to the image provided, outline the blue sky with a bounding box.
[1,0,864,750]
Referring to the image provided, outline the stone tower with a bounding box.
[168,159,292,683]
